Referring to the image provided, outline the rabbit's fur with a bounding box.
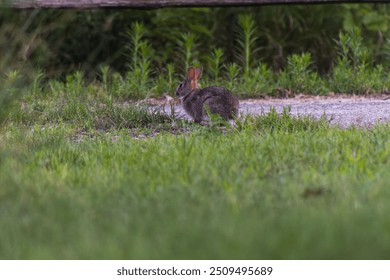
[175,66,239,123]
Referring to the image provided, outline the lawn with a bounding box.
[3,3,390,261]
[1,93,390,259]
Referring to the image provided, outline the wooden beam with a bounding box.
[8,0,390,9]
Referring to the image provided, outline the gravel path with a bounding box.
[240,96,390,128]
[158,95,390,128]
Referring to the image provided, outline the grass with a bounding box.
[2,7,390,260]
[1,90,390,259]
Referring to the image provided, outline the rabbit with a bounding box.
[175,66,239,123]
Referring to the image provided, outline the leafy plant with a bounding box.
[225,62,241,90]
[240,63,274,97]
[99,65,111,93]
[209,48,224,81]
[153,63,178,95]
[329,28,383,94]
[124,22,153,98]
[0,70,23,125]
[236,14,260,77]
[335,28,370,70]
[278,53,326,95]
[177,32,199,75]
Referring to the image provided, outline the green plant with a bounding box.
[239,63,274,97]
[237,14,259,77]
[64,71,85,98]
[278,53,326,95]
[177,32,199,75]
[124,22,153,98]
[0,70,23,125]
[99,65,111,93]
[150,63,178,95]
[209,48,224,81]
[126,22,147,72]
[166,63,175,87]
[329,28,384,94]
[335,28,370,71]
[225,62,241,90]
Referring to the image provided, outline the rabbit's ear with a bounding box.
[191,79,198,90]
[195,66,203,80]
[188,67,199,89]
[187,67,196,80]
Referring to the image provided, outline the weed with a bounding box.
[0,70,24,125]
[124,22,153,98]
[99,65,111,93]
[177,33,199,75]
[225,62,241,90]
[237,14,259,78]
[328,28,386,94]
[166,63,176,88]
[6,16,388,99]
[209,48,224,81]
[278,53,327,95]
[238,63,274,97]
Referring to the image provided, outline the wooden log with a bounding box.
[9,0,389,9]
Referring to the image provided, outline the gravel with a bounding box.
[159,95,390,128]
[240,95,390,128]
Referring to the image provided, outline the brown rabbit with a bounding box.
[175,66,239,123]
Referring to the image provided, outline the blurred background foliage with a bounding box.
[1,4,390,79]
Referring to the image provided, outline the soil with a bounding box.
[152,94,390,128]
